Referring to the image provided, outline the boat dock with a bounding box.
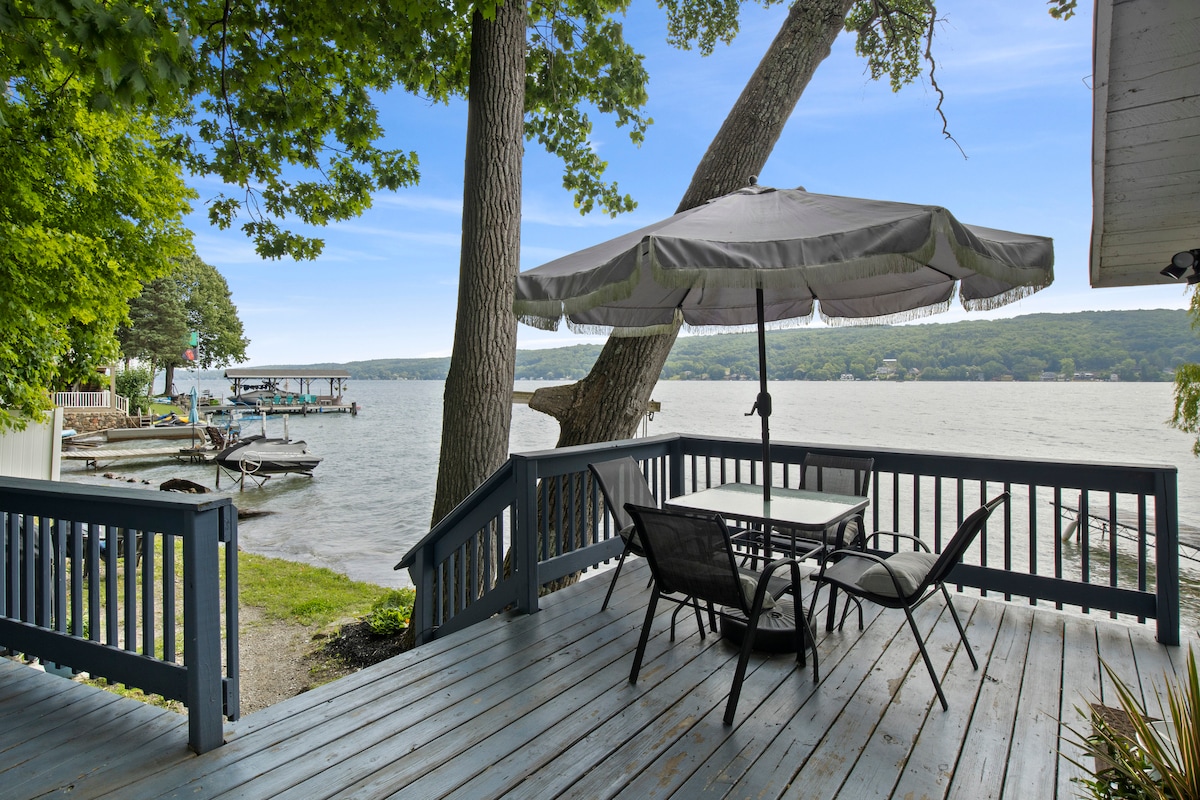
[223,367,352,410]
[209,401,358,416]
[62,445,215,468]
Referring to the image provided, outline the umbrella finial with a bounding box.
[748,175,757,186]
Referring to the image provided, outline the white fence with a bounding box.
[0,408,62,480]
[53,391,129,414]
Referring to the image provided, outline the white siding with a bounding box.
[0,408,63,480]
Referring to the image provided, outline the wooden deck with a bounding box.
[1,560,1191,800]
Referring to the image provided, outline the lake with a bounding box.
[60,380,1200,592]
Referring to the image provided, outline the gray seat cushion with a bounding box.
[858,551,937,597]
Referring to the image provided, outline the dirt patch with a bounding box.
[237,610,406,715]
[317,620,407,669]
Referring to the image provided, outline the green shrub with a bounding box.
[365,588,415,636]
[116,366,154,416]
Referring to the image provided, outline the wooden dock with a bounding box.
[61,445,215,468]
[209,402,358,416]
[0,560,1190,799]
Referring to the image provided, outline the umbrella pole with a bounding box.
[755,288,771,503]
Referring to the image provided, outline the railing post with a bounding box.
[183,507,225,753]
[513,455,540,614]
[1155,468,1180,645]
[408,544,436,646]
[668,437,685,499]
[220,505,240,721]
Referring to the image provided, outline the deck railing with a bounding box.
[53,390,129,415]
[398,434,1180,647]
[0,476,239,754]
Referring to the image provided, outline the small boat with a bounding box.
[215,435,322,476]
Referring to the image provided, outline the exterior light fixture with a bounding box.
[1161,249,1200,281]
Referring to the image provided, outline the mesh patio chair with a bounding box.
[588,458,660,612]
[742,453,874,571]
[808,491,1009,711]
[625,503,819,725]
[799,453,874,551]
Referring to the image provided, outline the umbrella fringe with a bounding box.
[515,311,562,331]
[581,321,682,338]
[961,283,1044,311]
[819,298,954,327]
[513,269,643,327]
[944,221,1055,290]
[681,313,817,335]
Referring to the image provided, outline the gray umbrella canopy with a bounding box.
[514,184,1054,501]
[515,184,1054,334]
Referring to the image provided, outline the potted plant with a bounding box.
[1067,646,1199,799]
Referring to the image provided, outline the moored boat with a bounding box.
[215,435,322,477]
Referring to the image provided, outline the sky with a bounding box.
[185,1,1192,367]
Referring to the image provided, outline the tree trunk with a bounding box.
[431,0,527,526]
[531,0,856,447]
[163,362,175,397]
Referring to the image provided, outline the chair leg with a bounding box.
[941,585,978,670]
[903,606,949,711]
[824,585,840,632]
[796,600,819,684]
[601,547,630,611]
[806,579,822,630]
[723,614,761,725]
[837,596,863,632]
[670,597,705,641]
[630,587,661,683]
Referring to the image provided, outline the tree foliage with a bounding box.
[2,0,650,433]
[119,254,249,394]
[115,364,154,417]
[2,0,654,258]
[333,310,1196,383]
[1171,289,1200,456]
[0,57,194,429]
[120,275,189,375]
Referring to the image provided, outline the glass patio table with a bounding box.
[665,482,868,552]
[665,483,869,640]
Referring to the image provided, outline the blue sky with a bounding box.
[186,1,1191,366]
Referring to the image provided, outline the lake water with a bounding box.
[60,380,1200,592]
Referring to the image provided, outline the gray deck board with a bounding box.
[1001,608,1066,800]
[1056,616,1103,800]
[1,559,1193,800]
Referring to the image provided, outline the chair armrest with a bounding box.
[748,556,802,612]
[864,531,932,553]
[830,512,868,551]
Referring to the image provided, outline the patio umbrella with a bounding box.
[514,183,1055,501]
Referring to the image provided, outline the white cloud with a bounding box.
[372,193,463,215]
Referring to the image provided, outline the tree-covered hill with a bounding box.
[268,309,1200,382]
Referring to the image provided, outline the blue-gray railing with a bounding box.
[398,434,1180,647]
[0,476,239,754]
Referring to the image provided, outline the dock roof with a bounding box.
[224,368,350,380]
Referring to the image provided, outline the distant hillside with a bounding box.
[257,309,1200,382]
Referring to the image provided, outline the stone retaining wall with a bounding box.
[63,409,135,434]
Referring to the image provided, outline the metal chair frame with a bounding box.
[807,492,1009,711]
[626,503,819,725]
